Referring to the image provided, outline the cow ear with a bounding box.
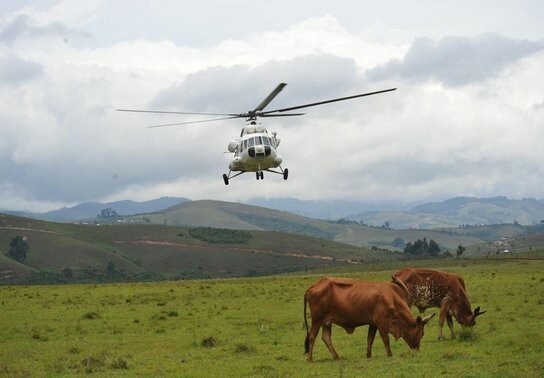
[474,306,486,317]
[416,316,422,325]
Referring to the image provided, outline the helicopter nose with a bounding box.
[248,145,271,159]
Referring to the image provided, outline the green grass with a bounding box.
[1,259,543,376]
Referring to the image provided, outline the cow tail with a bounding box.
[304,293,310,354]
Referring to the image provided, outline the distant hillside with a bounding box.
[246,198,413,219]
[5,197,189,222]
[0,213,398,284]
[121,200,485,251]
[349,196,544,229]
[464,232,544,257]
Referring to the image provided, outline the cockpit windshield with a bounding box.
[242,136,275,151]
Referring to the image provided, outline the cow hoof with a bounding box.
[438,336,445,341]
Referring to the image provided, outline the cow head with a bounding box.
[402,313,435,350]
[461,306,486,327]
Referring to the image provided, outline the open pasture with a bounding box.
[1,259,543,376]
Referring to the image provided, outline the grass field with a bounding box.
[1,259,543,377]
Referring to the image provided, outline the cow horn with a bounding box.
[421,313,435,324]
[391,276,410,298]
[474,306,486,317]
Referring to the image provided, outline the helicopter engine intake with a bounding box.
[227,140,238,152]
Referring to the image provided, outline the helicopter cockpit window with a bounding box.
[262,137,270,146]
[248,138,255,147]
[242,139,247,151]
[256,136,262,145]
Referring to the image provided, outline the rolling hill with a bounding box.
[121,200,485,251]
[3,197,188,222]
[348,196,544,229]
[0,213,399,284]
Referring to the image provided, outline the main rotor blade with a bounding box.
[147,116,242,128]
[262,88,397,114]
[253,83,287,112]
[117,109,239,116]
[260,113,305,117]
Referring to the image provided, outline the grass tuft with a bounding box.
[234,343,255,353]
[110,357,129,370]
[201,336,217,348]
[81,311,100,320]
[68,346,81,354]
[80,353,106,373]
[458,328,478,342]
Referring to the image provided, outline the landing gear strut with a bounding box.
[263,166,288,180]
[222,170,244,185]
[223,167,287,184]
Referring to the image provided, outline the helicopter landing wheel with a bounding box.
[283,168,289,180]
[256,172,260,180]
[259,171,264,180]
[223,174,229,185]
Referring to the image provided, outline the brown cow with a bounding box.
[392,268,486,340]
[303,277,434,361]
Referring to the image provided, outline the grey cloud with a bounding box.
[367,34,544,86]
[152,53,362,116]
[0,53,43,85]
[0,14,87,43]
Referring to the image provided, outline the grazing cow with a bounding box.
[303,277,434,361]
[392,268,486,340]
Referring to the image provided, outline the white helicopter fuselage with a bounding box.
[227,122,283,172]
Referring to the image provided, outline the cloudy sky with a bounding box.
[1,0,544,211]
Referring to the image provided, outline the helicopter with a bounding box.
[117,83,396,185]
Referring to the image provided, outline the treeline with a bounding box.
[186,227,252,244]
[404,238,453,258]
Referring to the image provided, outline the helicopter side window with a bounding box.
[242,139,247,151]
[248,138,255,147]
[262,137,270,146]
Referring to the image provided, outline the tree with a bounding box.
[456,244,466,258]
[427,239,441,257]
[107,261,118,275]
[404,237,440,257]
[6,235,29,262]
[392,237,405,248]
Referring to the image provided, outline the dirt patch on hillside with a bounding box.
[113,240,360,264]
